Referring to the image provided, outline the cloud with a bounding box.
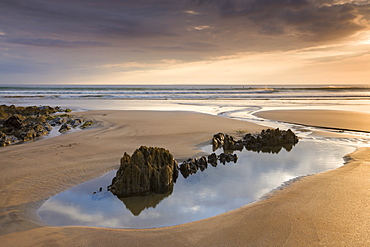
[0,0,178,40]
[5,38,107,48]
[184,10,202,15]
[193,25,213,30]
[99,59,182,70]
[39,200,121,228]
[200,0,370,41]
[1,0,370,85]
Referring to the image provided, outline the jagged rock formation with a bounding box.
[179,153,238,178]
[108,129,299,199]
[109,146,179,198]
[0,104,94,146]
[212,128,299,153]
[3,115,24,129]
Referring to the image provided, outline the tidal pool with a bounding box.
[38,139,354,228]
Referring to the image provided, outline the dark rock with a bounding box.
[189,158,198,174]
[0,131,17,147]
[179,156,209,177]
[59,123,71,133]
[198,156,208,171]
[109,146,178,198]
[81,120,94,129]
[180,161,191,178]
[0,109,9,120]
[207,153,218,167]
[43,122,53,132]
[212,133,225,151]
[70,118,83,128]
[214,128,299,154]
[14,127,36,141]
[50,117,66,126]
[33,124,49,137]
[3,115,24,129]
[0,105,88,147]
[219,153,226,165]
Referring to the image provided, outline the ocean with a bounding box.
[1,84,370,101]
[1,84,370,112]
[2,84,370,143]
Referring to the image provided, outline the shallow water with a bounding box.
[38,140,354,228]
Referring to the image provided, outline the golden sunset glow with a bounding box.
[0,1,370,85]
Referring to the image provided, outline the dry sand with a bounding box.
[1,110,369,246]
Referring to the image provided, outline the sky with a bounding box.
[1,0,370,85]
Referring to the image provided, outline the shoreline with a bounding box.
[254,109,370,133]
[1,110,369,246]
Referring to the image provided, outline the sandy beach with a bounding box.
[1,110,369,246]
[255,109,370,133]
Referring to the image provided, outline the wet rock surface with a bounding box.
[213,128,299,154]
[179,153,238,178]
[0,104,94,147]
[108,146,179,198]
[108,129,299,198]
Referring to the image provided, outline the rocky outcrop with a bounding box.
[179,152,238,178]
[0,105,58,119]
[107,129,299,199]
[212,133,244,151]
[0,105,94,147]
[109,146,179,198]
[3,115,24,129]
[212,128,299,153]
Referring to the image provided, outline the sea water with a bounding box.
[2,85,370,122]
[3,84,370,142]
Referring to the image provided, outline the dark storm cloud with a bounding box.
[1,0,369,50]
[0,0,369,80]
[197,0,370,41]
[0,0,178,42]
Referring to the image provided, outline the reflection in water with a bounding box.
[180,129,297,179]
[118,189,173,216]
[38,140,354,228]
[246,143,295,153]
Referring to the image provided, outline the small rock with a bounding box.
[59,123,71,133]
[81,120,94,129]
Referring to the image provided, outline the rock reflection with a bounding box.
[244,143,295,154]
[118,188,173,216]
[180,129,299,178]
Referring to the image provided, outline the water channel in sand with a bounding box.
[38,139,354,228]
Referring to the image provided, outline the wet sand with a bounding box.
[255,109,370,133]
[1,110,369,246]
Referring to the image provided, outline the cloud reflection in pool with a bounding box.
[38,139,354,228]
